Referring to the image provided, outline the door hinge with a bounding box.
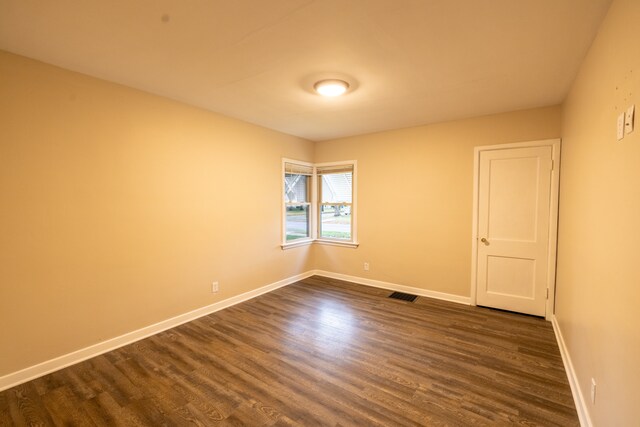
[546,288,549,299]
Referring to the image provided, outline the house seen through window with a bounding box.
[284,163,312,241]
[318,165,353,240]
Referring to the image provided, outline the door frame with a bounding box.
[470,139,561,320]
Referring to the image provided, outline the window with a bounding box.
[282,159,357,248]
[318,164,353,241]
[283,161,313,242]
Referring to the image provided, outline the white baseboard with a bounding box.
[0,271,315,392]
[0,269,469,392]
[551,315,591,427]
[311,270,471,305]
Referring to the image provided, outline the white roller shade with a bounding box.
[284,162,313,176]
[316,164,353,175]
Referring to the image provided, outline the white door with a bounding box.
[475,145,554,316]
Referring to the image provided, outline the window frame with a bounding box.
[282,159,315,246]
[316,161,357,245]
[281,158,358,249]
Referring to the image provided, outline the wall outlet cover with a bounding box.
[625,104,635,134]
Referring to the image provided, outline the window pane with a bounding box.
[319,204,351,240]
[285,174,309,203]
[321,172,352,203]
[286,205,310,241]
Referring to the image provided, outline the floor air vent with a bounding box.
[388,292,418,302]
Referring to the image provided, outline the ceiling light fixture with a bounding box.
[314,79,350,97]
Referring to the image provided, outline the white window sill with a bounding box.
[281,239,359,250]
[281,239,314,250]
[315,239,359,248]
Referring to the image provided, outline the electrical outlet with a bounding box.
[625,104,635,134]
[364,262,370,271]
[591,378,596,405]
[212,281,219,293]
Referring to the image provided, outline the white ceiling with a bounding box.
[0,0,612,141]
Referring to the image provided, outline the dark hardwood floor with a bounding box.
[0,275,578,426]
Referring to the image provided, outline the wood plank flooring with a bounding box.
[0,276,578,426]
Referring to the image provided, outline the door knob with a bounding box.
[480,237,489,245]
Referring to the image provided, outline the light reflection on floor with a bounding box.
[287,298,357,359]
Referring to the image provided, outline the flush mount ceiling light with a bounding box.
[314,79,350,97]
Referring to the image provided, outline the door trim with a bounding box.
[470,139,561,320]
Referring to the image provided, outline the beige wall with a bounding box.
[0,51,314,377]
[557,0,639,424]
[314,107,561,297]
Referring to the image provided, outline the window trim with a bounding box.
[282,158,315,246]
[316,160,357,244]
[281,158,358,249]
